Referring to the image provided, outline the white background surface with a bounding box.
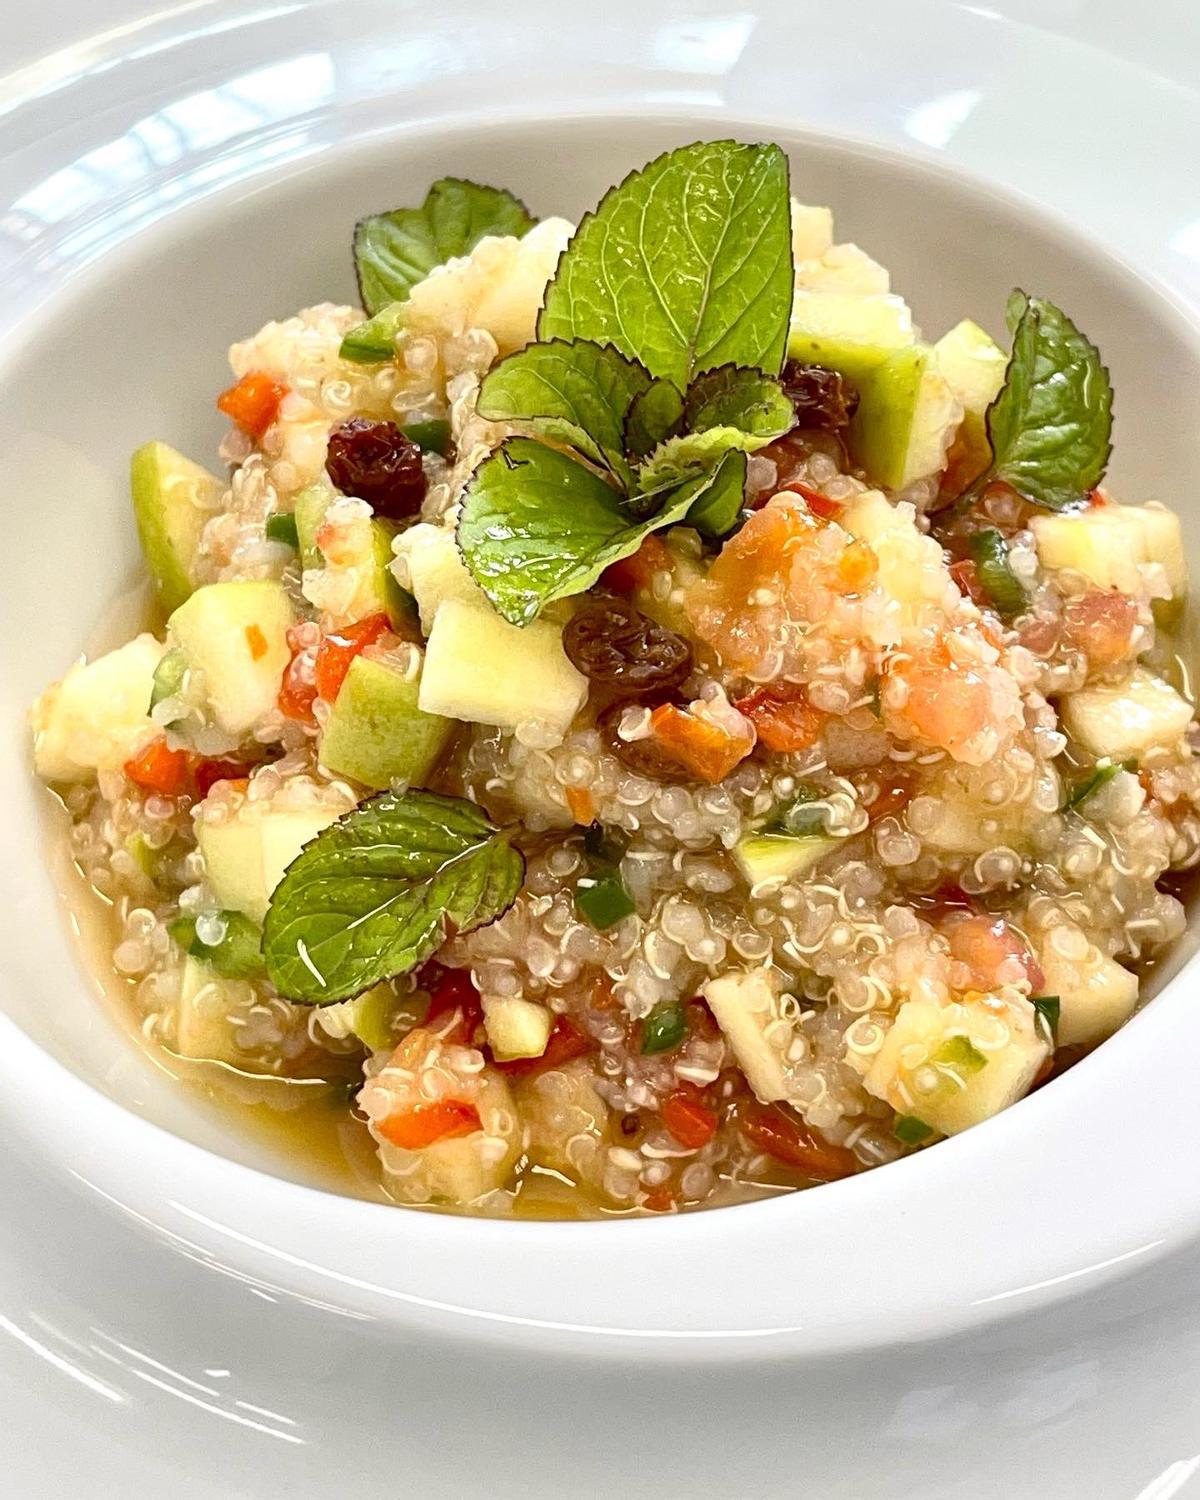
[4,3,1200,1495]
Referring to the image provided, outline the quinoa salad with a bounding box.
[31,140,1200,1217]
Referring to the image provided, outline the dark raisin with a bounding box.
[597,700,684,780]
[780,362,859,431]
[325,417,426,519]
[619,1113,642,1138]
[563,599,692,698]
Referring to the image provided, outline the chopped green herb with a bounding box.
[762,783,828,838]
[402,419,453,457]
[262,790,524,1004]
[339,302,405,363]
[148,647,188,712]
[265,512,299,549]
[894,1114,934,1145]
[169,910,265,980]
[641,999,688,1055]
[582,821,629,865]
[1062,758,1137,812]
[1031,995,1061,1042]
[967,528,1027,618]
[575,871,636,930]
[934,1035,987,1074]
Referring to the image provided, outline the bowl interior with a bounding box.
[4,115,1200,1190]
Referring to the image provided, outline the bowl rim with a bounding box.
[5,104,1200,1361]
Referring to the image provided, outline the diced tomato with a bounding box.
[642,1184,679,1213]
[742,1104,858,1182]
[734,685,825,753]
[662,1089,718,1150]
[564,785,595,825]
[943,912,1045,993]
[194,758,250,798]
[836,538,878,592]
[648,703,754,783]
[124,737,191,795]
[783,480,843,521]
[864,770,915,824]
[601,534,672,593]
[1062,590,1138,668]
[216,372,288,440]
[278,654,318,722]
[494,1016,592,1076]
[244,623,268,661]
[314,614,390,702]
[949,558,986,605]
[378,1099,482,1150]
[422,964,484,1045]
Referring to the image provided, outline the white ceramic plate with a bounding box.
[4,3,1200,1495]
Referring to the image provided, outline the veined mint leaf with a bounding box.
[263,790,523,1004]
[984,291,1113,510]
[636,426,768,495]
[684,364,794,441]
[458,438,709,625]
[682,449,747,538]
[624,378,684,460]
[340,302,406,364]
[476,339,649,482]
[538,140,793,388]
[354,178,536,315]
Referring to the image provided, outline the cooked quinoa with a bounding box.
[31,142,1200,1217]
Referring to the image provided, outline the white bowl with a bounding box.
[4,107,1200,1364]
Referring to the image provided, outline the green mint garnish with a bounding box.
[683,364,795,441]
[635,427,767,495]
[934,1036,987,1075]
[1061,757,1137,812]
[1031,995,1061,1043]
[967,527,1027,618]
[458,438,741,626]
[401,418,453,457]
[263,790,524,1004]
[624,379,685,460]
[169,910,265,980]
[340,302,407,364]
[353,177,536,315]
[538,140,793,389]
[763,784,827,837]
[679,449,747,538]
[264,513,299,549]
[476,339,651,484]
[982,291,1113,510]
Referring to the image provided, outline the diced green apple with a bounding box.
[1060,667,1193,759]
[933,320,1006,491]
[1031,502,1186,600]
[130,441,223,612]
[419,598,587,736]
[167,580,294,738]
[395,523,487,633]
[786,292,914,382]
[1037,935,1139,1048]
[318,654,453,790]
[701,967,792,1103]
[733,832,841,886]
[848,344,959,490]
[174,957,243,1064]
[30,633,167,782]
[197,796,347,921]
[484,998,553,1061]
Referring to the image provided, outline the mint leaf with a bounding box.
[458,438,711,625]
[476,339,649,482]
[984,291,1113,510]
[354,178,536,315]
[263,790,523,1004]
[637,426,767,494]
[684,363,795,441]
[684,449,747,538]
[340,302,405,364]
[538,140,793,388]
[625,379,684,459]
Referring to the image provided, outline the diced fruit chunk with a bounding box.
[1037,930,1139,1048]
[1031,503,1187,598]
[484,998,553,1061]
[175,958,243,1064]
[701,967,793,1104]
[419,598,587,736]
[168,581,294,738]
[130,441,223,612]
[395,522,486,633]
[786,293,914,382]
[197,793,348,922]
[733,833,841,885]
[31,634,167,782]
[848,344,959,490]
[858,994,1048,1136]
[319,655,453,790]
[516,1063,610,1188]
[1060,667,1193,759]
[932,319,1006,493]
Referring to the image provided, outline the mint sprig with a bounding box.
[475,340,650,484]
[982,291,1113,510]
[684,364,795,439]
[459,440,744,625]
[538,140,793,388]
[353,178,536,315]
[263,790,524,1004]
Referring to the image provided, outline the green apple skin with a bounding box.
[130,440,223,612]
[319,654,454,790]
